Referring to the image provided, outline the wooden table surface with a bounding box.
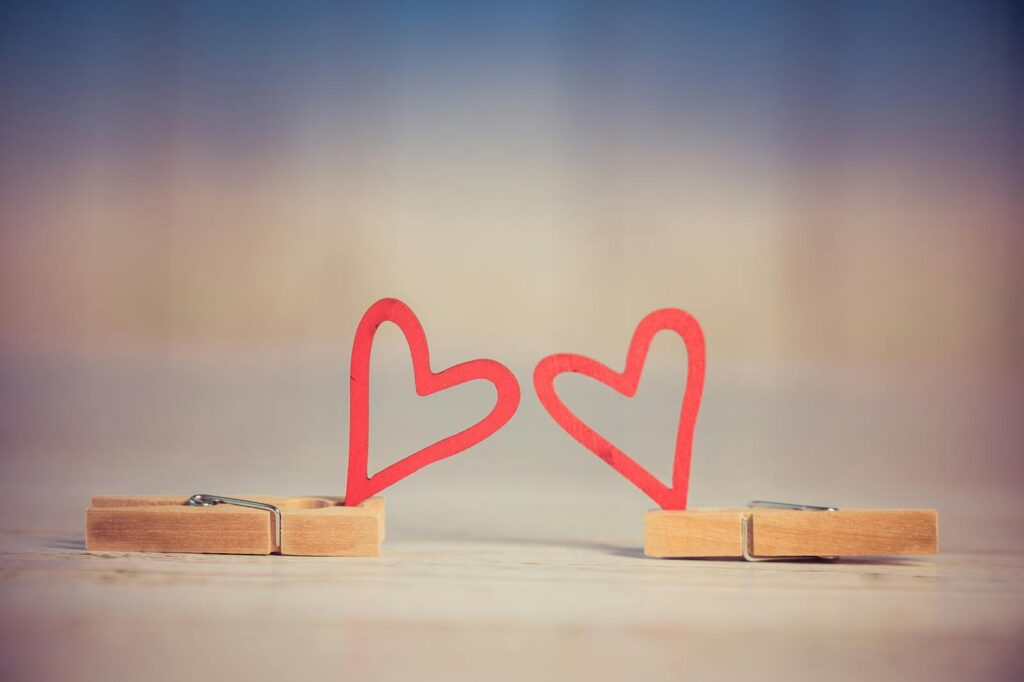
[2,527,1022,681]
[2,358,1022,680]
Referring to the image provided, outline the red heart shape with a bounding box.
[533,309,705,510]
[346,298,521,506]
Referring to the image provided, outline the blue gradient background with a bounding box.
[0,0,1022,548]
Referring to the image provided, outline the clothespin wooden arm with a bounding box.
[645,507,938,559]
[86,495,384,557]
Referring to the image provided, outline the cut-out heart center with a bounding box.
[553,332,690,485]
[533,308,706,510]
[346,298,521,506]
[367,327,495,478]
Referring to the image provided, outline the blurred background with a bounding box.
[1,0,1021,549]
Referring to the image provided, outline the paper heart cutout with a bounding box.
[346,298,521,506]
[533,309,705,510]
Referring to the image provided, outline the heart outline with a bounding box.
[532,309,705,510]
[346,298,521,506]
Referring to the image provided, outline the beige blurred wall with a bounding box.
[1,138,1019,374]
[0,1,1021,548]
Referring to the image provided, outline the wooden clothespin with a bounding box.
[645,501,938,559]
[86,495,385,556]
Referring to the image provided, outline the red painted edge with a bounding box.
[533,309,706,510]
[346,298,522,506]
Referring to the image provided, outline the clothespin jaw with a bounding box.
[86,495,384,557]
[644,502,938,560]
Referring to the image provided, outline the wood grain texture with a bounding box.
[86,502,273,554]
[645,507,938,558]
[2,530,1020,682]
[86,495,384,556]
[280,497,385,556]
[644,508,746,557]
